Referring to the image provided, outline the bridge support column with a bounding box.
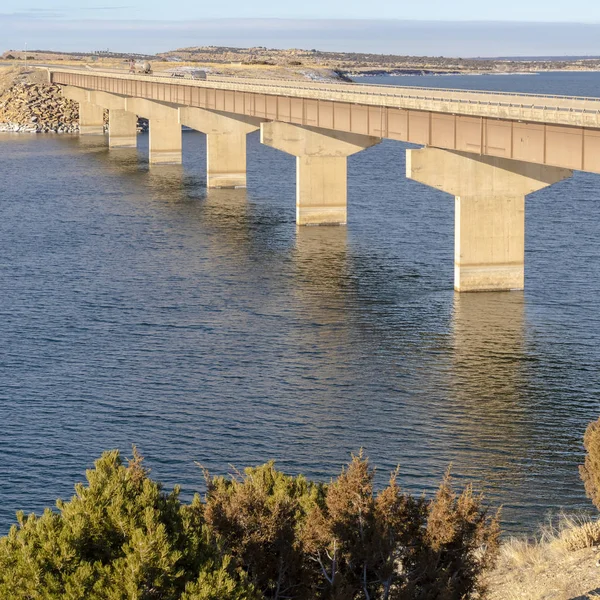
[108,110,137,147]
[149,117,181,165]
[206,129,251,188]
[61,88,104,136]
[79,102,104,135]
[126,99,182,165]
[407,148,572,292]
[179,108,262,188]
[261,122,380,225]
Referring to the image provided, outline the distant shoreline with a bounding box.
[347,68,600,78]
[5,46,600,84]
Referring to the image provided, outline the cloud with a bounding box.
[78,6,133,10]
[0,5,132,17]
[0,10,67,19]
[2,18,600,57]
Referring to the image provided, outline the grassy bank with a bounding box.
[487,517,600,599]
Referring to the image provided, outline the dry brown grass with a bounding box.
[486,515,600,600]
[0,66,20,93]
[0,66,51,94]
[3,56,338,83]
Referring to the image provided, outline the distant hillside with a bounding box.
[158,46,600,74]
[3,46,600,77]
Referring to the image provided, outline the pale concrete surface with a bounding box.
[54,71,594,291]
[56,72,600,174]
[261,122,380,225]
[407,148,572,291]
[61,86,88,105]
[180,107,263,188]
[81,91,136,148]
[295,156,349,225]
[89,90,127,112]
[127,98,181,164]
[61,87,104,136]
[148,119,182,164]
[50,67,600,129]
[79,102,104,136]
[108,109,137,148]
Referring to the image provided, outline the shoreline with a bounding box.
[346,67,600,77]
[0,122,80,133]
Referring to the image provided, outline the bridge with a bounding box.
[47,66,600,292]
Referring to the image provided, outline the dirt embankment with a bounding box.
[486,518,600,600]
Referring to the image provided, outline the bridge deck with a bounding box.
[49,67,600,173]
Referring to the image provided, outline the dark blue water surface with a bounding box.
[355,70,600,97]
[1,71,600,535]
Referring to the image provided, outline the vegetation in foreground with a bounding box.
[7,412,600,599]
[486,513,600,600]
[485,414,600,600]
[0,450,499,600]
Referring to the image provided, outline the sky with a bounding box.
[4,0,600,22]
[2,1,600,57]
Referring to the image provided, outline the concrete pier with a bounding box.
[79,102,104,135]
[127,99,181,165]
[55,68,600,292]
[180,108,263,188]
[148,119,181,164]
[108,110,137,148]
[62,88,104,136]
[260,122,380,225]
[407,148,572,291]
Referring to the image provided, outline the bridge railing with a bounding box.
[137,69,600,106]
[209,73,600,103]
[175,72,600,116]
[47,65,600,104]
[46,66,600,125]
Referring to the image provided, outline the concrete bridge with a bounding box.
[48,67,600,292]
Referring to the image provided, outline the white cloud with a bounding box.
[2,18,600,57]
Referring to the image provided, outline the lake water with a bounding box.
[1,71,600,535]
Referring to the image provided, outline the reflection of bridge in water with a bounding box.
[46,66,600,292]
[446,292,591,528]
[448,293,533,527]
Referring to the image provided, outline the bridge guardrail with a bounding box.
[44,66,600,122]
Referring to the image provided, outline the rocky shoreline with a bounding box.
[0,74,80,133]
[0,68,148,134]
[0,121,82,133]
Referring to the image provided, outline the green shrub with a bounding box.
[299,455,499,600]
[0,448,254,600]
[0,449,499,600]
[205,452,500,600]
[204,462,322,599]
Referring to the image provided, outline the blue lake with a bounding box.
[1,71,600,534]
